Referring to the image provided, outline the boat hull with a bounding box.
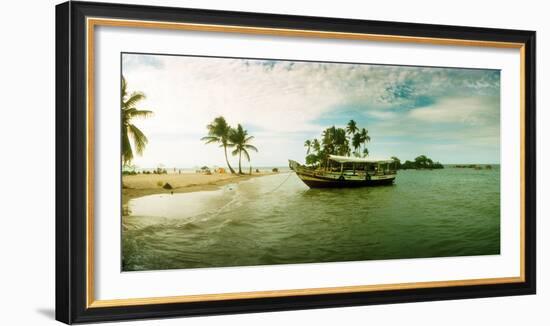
[288,159,397,189]
[296,172,395,188]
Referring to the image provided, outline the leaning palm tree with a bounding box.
[121,76,153,164]
[304,139,312,154]
[201,116,236,174]
[228,124,258,174]
[346,119,358,136]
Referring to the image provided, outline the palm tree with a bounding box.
[228,124,258,174]
[391,156,401,169]
[312,139,321,153]
[352,133,362,156]
[321,126,336,168]
[121,76,153,164]
[359,128,371,157]
[320,126,352,166]
[322,126,336,151]
[346,119,358,136]
[304,139,312,154]
[333,128,350,156]
[201,116,236,174]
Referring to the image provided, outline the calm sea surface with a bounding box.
[122,166,500,271]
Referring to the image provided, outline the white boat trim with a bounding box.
[328,155,394,164]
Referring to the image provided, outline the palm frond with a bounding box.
[201,136,220,144]
[128,124,149,155]
[241,148,250,161]
[231,148,239,156]
[244,144,258,152]
[121,76,127,99]
[201,135,218,141]
[205,117,231,138]
[121,129,133,163]
[126,108,153,119]
[124,92,146,109]
[121,85,126,109]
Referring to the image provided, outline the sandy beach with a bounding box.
[122,171,275,205]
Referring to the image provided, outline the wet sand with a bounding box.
[122,171,275,205]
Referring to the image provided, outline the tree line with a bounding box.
[390,155,444,170]
[303,120,371,167]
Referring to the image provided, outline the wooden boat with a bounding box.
[289,155,397,188]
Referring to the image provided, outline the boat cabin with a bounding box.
[326,155,396,177]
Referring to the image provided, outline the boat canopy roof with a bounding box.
[328,155,394,164]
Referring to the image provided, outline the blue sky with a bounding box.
[122,53,500,168]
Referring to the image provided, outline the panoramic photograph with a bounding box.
[121,53,500,272]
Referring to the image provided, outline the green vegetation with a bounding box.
[202,117,258,174]
[455,164,492,170]
[393,155,444,170]
[122,162,138,175]
[304,140,312,154]
[154,167,168,174]
[303,120,371,167]
[391,156,401,169]
[121,76,153,164]
[301,120,443,171]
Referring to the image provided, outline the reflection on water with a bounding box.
[122,168,500,271]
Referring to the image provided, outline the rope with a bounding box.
[263,172,293,194]
[208,172,294,219]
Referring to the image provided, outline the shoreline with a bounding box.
[122,172,275,205]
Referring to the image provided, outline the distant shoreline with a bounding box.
[122,171,276,206]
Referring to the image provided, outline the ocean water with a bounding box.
[122,166,500,271]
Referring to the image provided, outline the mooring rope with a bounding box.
[263,171,294,194]
[207,171,295,219]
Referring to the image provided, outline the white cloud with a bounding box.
[408,96,499,125]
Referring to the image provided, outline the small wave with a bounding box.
[176,222,201,231]
[218,218,254,228]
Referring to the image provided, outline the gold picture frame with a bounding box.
[56,1,536,323]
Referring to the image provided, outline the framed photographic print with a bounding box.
[56,1,536,324]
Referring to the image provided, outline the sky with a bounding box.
[122,53,500,168]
